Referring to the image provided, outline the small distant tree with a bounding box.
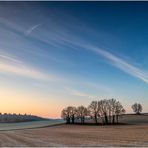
[76,106,89,124]
[132,103,143,115]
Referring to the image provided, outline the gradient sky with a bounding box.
[0,2,148,118]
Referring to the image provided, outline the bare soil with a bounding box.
[0,124,147,147]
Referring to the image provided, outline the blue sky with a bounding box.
[0,2,148,117]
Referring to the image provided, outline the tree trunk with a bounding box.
[72,115,75,124]
[66,116,70,124]
[112,115,115,124]
[109,115,111,124]
[100,117,104,125]
[94,114,97,124]
[109,110,111,124]
[104,112,108,125]
[83,116,85,124]
[116,115,119,123]
[81,117,83,124]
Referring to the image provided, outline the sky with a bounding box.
[0,2,148,118]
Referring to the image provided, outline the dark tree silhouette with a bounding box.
[61,106,77,124]
[61,108,70,124]
[69,106,77,124]
[108,99,116,124]
[115,101,126,123]
[76,105,89,124]
[88,101,100,124]
[132,103,143,115]
[99,99,109,125]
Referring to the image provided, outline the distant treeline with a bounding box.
[61,98,125,125]
[0,113,45,123]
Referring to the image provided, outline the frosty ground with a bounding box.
[0,114,147,147]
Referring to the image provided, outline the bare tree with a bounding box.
[132,103,142,115]
[99,99,109,125]
[61,108,70,124]
[61,106,77,124]
[98,99,125,124]
[76,106,89,124]
[115,101,126,123]
[88,101,100,124]
[107,98,116,124]
[69,106,77,124]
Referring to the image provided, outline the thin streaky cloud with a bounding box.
[0,62,56,81]
[47,32,148,84]
[0,54,22,64]
[0,54,57,81]
[34,28,148,84]
[25,24,42,36]
[31,23,148,84]
[83,81,113,93]
[77,41,148,84]
[88,45,148,84]
[65,87,96,99]
[40,14,148,84]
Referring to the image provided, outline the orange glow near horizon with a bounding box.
[0,97,62,119]
[0,86,63,118]
[0,83,147,118]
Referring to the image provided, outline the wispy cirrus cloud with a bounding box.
[40,27,148,84]
[74,43,147,84]
[38,27,148,84]
[90,46,148,84]
[65,87,97,99]
[0,54,22,64]
[0,53,57,81]
[25,24,42,36]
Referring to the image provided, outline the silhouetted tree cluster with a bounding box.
[61,98,125,125]
[132,103,143,115]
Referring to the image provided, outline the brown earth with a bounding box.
[0,124,147,147]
